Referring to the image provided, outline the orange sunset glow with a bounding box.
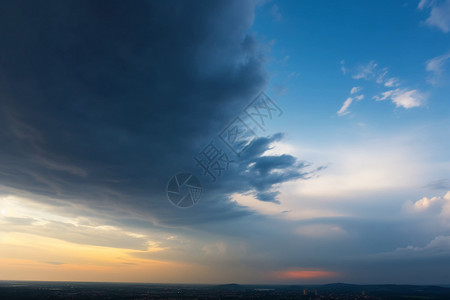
[273,270,339,280]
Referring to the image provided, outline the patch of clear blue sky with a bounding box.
[251,0,450,144]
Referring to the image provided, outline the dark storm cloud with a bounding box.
[250,154,297,176]
[0,0,312,224]
[222,133,314,203]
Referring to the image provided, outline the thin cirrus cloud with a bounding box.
[418,0,450,33]
[340,60,347,74]
[270,4,283,22]
[352,61,379,80]
[338,60,425,116]
[426,51,450,85]
[337,87,364,116]
[351,60,399,86]
[350,86,363,95]
[337,97,355,116]
[373,88,426,109]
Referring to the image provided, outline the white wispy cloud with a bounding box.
[337,97,354,116]
[426,50,450,84]
[375,67,389,84]
[352,61,399,88]
[352,61,378,80]
[350,86,362,95]
[374,88,426,109]
[390,89,427,108]
[280,55,290,64]
[373,90,396,101]
[384,77,400,87]
[418,0,432,10]
[354,94,364,101]
[418,0,450,33]
[270,4,282,22]
[340,60,347,74]
[344,61,426,110]
[337,94,364,117]
[337,87,365,117]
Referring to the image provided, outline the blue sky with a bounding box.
[0,0,449,285]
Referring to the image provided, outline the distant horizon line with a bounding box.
[1,280,449,287]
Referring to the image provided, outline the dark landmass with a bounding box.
[1,281,450,299]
